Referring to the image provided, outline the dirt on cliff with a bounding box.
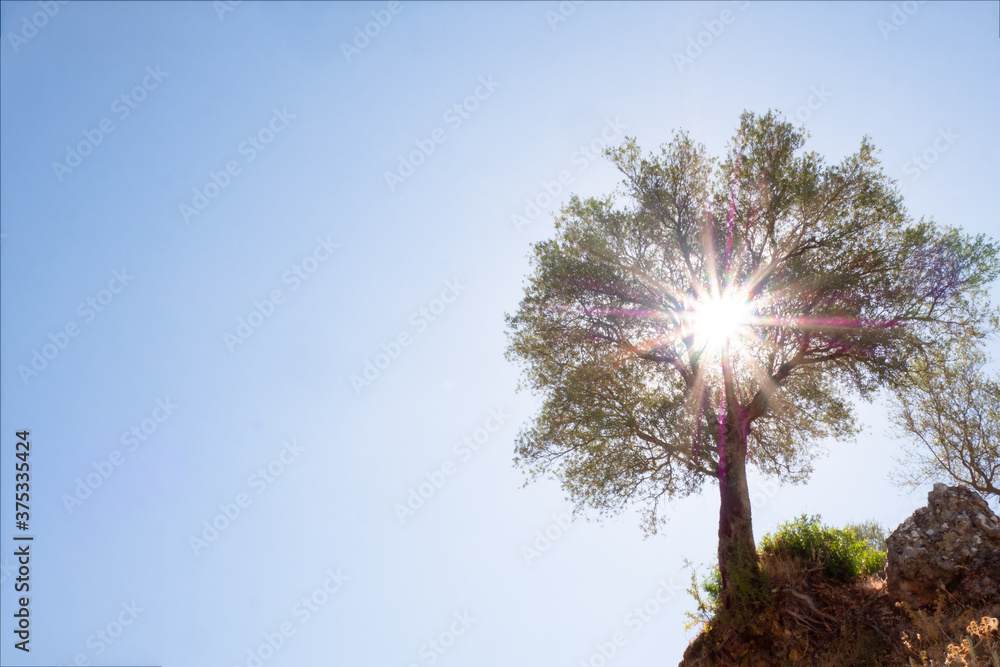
[680,553,1000,666]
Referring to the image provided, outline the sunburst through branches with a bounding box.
[684,289,754,363]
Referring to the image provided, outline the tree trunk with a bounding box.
[716,411,766,625]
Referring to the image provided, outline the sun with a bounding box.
[687,291,753,356]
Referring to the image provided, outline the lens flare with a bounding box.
[688,292,752,356]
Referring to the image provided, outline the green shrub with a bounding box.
[684,516,886,628]
[844,518,889,553]
[857,546,887,575]
[683,559,723,630]
[758,514,886,581]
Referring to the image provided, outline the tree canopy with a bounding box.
[505,110,999,619]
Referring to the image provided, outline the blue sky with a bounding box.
[1,1,998,665]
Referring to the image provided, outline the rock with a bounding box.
[886,483,1000,608]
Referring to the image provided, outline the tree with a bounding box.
[889,336,1000,505]
[504,111,998,625]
